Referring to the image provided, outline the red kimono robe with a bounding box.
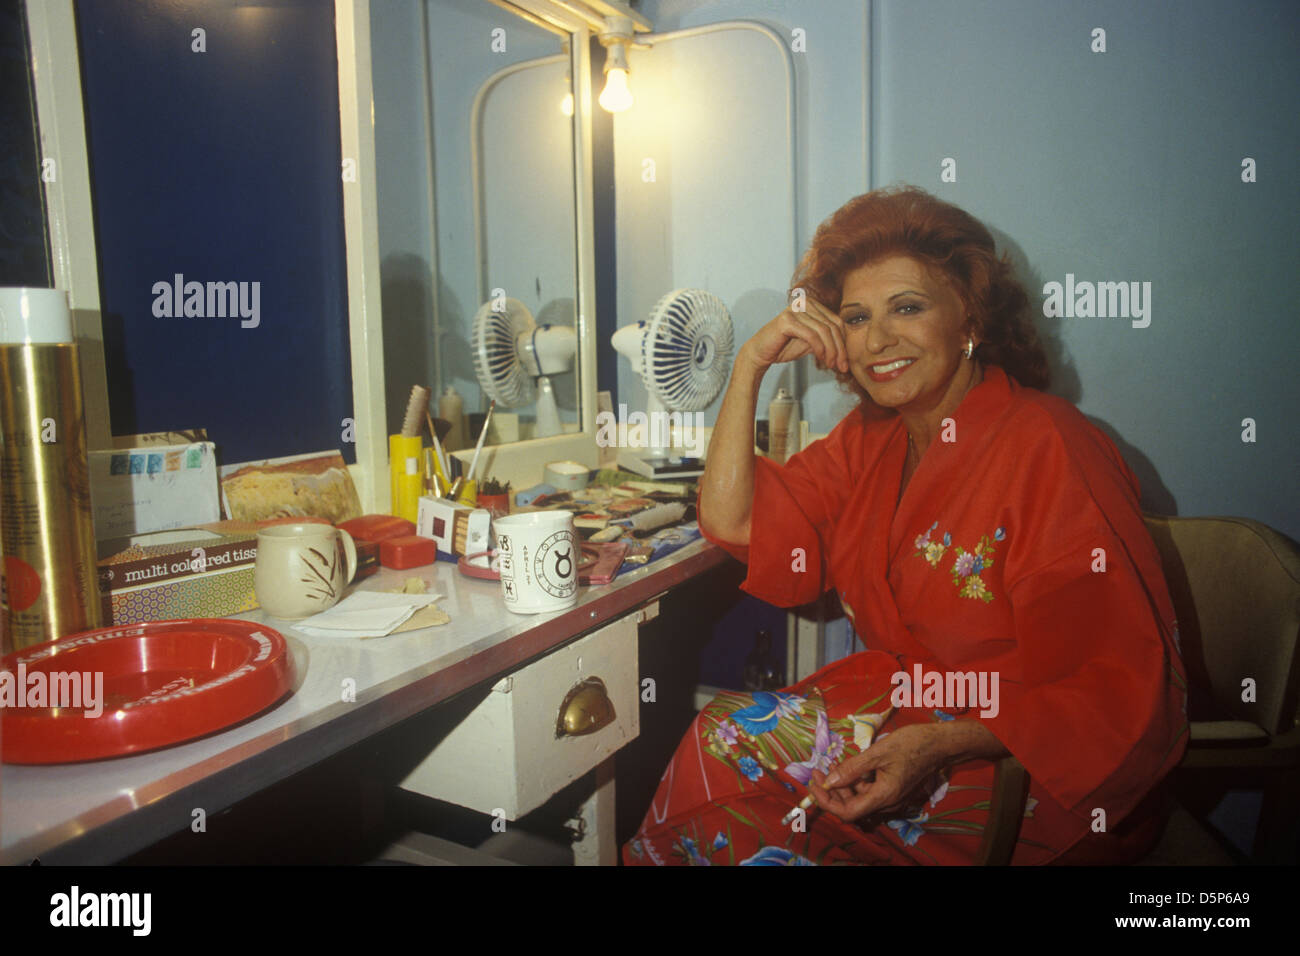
[624,366,1188,866]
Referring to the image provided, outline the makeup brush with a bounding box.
[466,400,494,484]
[425,448,447,497]
[447,401,495,500]
[426,411,450,482]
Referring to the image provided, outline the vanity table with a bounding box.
[0,539,728,866]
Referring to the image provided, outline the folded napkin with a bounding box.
[294,590,445,639]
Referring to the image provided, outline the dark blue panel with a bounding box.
[698,593,788,690]
[0,0,52,287]
[75,0,353,464]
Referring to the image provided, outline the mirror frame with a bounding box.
[26,0,600,512]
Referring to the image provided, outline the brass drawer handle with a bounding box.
[557,677,616,738]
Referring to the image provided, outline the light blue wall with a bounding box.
[614,0,871,430]
[872,0,1298,538]
[629,0,1299,538]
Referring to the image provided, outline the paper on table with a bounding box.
[294,590,445,639]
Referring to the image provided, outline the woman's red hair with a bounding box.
[791,186,1050,406]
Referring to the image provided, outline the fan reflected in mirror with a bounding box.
[471,296,576,440]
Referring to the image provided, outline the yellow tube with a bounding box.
[389,434,423,522]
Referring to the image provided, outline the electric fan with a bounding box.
[611,288,733,478]
[471,297,576,438]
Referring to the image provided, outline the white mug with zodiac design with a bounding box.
[255,523,358,620]
[493,511,578,614]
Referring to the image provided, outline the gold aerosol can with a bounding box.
[0,288,102,654]
[767,387,800,466]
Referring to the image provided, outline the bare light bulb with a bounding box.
[599,67,633,113]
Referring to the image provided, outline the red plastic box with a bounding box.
[339,514,416,543]
[379,534,438,570]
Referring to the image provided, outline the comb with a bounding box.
[401,385,431,438]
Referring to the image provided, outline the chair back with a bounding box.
[1142,515,1300,736]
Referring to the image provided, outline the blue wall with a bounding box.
[614,0,871,436]
[871,0,1299,538]
[76,0,353,465]
[629,0,1299,540]
[1,0,51,288]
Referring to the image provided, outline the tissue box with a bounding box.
[97,521,260,624]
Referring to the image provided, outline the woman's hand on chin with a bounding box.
[741,298,849,374]
[809,723,950,822]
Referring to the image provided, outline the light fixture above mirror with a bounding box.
[508,0,651,113]
[597,15,634,113]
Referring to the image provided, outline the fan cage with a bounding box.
[642,289,734,413]
[471,299,535,407]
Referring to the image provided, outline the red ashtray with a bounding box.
[0,619,295,764]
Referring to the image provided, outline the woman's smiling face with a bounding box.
[838,256,975,418]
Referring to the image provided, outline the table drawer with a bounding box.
[399,613,640,818]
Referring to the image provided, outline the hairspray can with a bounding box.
[0,288,103,653]
[438,385,467,452]
[767,387,800,465]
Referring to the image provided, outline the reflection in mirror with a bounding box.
[371,0,580,451]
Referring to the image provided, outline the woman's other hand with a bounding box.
[739,297,849,375]
[808,724,951,822]
[810,719,1009,823]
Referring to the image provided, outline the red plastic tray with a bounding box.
[1,619,294,764]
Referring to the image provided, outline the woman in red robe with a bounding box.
[623,187,1187,866]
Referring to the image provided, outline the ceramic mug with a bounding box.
[494,511,578,614]
[255,523,357,620]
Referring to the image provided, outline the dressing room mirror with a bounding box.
[371,0,587,450]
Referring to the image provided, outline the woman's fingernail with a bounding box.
[823,774,839,788]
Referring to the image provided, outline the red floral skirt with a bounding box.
[623,651,1092,866]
